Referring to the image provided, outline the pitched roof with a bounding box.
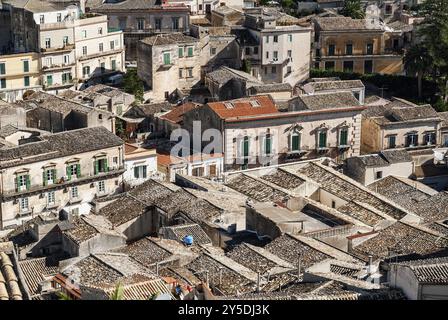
[302,80,364,93]
[291,92,361,111]
[158,102,201,124]
[0,127,123,169]
[141,33,198,46]
[18,257,58,298]
[160,224,212,245]
[395,257,448,284]
[314,17,384,31]
[207,95,278,120]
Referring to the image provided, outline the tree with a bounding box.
[109,283,124,300]
[340,0,365,19]
[418,0,448,103]
[57,291,72,300]
[242,59,252,74]
[123,69,144,102]
[282,0,294,9]
[404,45,433,98]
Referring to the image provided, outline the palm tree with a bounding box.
[109,283,124,300]
[341,0,365,19]
[404,45,433,98]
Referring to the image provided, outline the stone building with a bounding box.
[137,33,201,102]
[0,126,125,229]
[21,91,115,133]
[361,98,442,154]
[241,7,312,86]
[183,94,365,171]
[313,17,404,74]
[90,0,190,61]
[3,0,125,94]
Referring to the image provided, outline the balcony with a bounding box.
[78,48,124,62]
[2,167,125,201]
[41,63,75,72]
[41,44,75,54]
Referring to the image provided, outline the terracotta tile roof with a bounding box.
[159,102,201,125]
[207,95,278,120]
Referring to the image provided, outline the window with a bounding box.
[192,167,204,177]
[254,47,258,54]
[364,60,373,74]
[45,38,51,48]
[291,132,301,152]
[318,130,327,149]
[98,180,106,193]
[113,157,118,164]
[134,165,147,179]
[66,163,80,180]
[62,72,72,84]
[19,198,29,212]
[110,41,115,50]
[82,46,87,55]
[47,191,55,206]
[241,136,249,159]
[23,60,29,72]
[366,43,374,55]
[343,61,354,72]
[328,44,335,56]
[271,66,276,73]
[425,132,436,145]
[266,51,269,59]
[187,47,193,57]
[137,18,145,30]
[111,59,116,71]
[57,13,62,22]
[99,43,103,52]
[266,36,269,43]
[325,61,335,70]
[172,17,179,30]
[63,55,70,65]
[46,75,53,86]
[245,47,250,55]
[388,135,396,148]
[63,36,69,46]
[70,186,78,199]
[40,15,45,24]
[210,47,216,55]
[0,63,5,75]
[43,168,56,186]
[100,62,105,72]
[286,66,292,74]
[199,4,203,10]
[287,50,292,58]
[82,30,87,38]
[187,67,193,78]
[94,158,108,174]
[24,76,30,87]
[406,133,418,147]
[163,52,171,65]
[0,78,5,88]
[331,200,336,209]
[16,174,30,191]
[385,5,392,15]
[98,27,103,35]
[345,44,353,55]
[45,57,53,67]
[376,171,383,180]
[155,18,162,31]
[339,128,348,146]
[273,51,278,60]
[179,68,183,78]
[82,66,90,77]
[264,134,272,155]
[179,47,184,57]
[443,134,448,147]
[288,34,292,42]
[273,35,278,43]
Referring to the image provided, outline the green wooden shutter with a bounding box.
[134,166,139,178]
[178,47,183,57]
[66,166,71,181]
[340,129,348,146]
[76,164,81,177]
[292,134,300,151]
[43,171,47,186]
[94,160,99,175]
[265,136,271,155]
[142,165,147,178]
[243,137,249,157]
[319,132,327,148]
[163,53,170,65]
[104,159,109,172]
[188,47,193,57]
[0,63,5,75]
[52,169,57,183]
[26,175,30,190]
[14,176,18,192]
